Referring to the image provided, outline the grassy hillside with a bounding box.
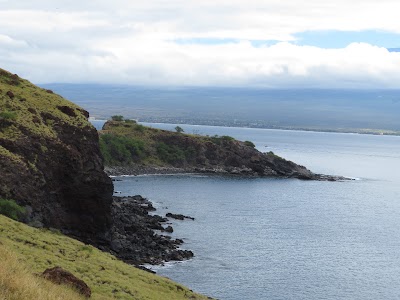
[0,245,85,300]
[0,68,89,163]
[0,214,210,300]
[100,119,257,168]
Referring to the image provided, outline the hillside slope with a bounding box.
[101,120,342,180]
[0,214,209,300]
[0,68,113,241]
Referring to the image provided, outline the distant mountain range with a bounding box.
[41,84,400,134]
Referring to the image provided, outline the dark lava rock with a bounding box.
[166,213,195,221]
[0,69,113,243]
[6,90,14,99]
[108,196,193,265]
[42,266,91,298]
[164,225,174,233]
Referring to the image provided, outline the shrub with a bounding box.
[156,142,186,164]
[100,134,145,165]
[210,135,235,145]
[111,115,124,121]
[266,151,282,159]
[0,199,25,221]
[134,124,145,132]
[175,126,184,133]
[0,111,17,120]
[244,140,255,148]
[221,135,235,141]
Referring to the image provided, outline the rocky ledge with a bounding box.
[105,165,349,181]
[106,195,194,266]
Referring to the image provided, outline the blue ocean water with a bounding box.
[113,124,400,300]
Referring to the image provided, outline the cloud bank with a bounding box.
[1,1,400,88]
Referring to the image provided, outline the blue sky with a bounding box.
[174,30,400,49]
[0,0,400,88]
[295,30,400,49]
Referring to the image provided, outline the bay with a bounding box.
[113,123,400,300]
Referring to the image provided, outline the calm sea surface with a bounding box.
[111,123,400,300]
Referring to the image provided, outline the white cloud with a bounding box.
[0,1,400,87]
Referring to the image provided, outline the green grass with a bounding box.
[100,120,254,168]
[0,214,210,300]
[0,68,90,144]
[0,198,25,220]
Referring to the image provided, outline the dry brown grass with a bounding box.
[0,245,85,300]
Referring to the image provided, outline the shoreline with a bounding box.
[108,195,195,267]
[92,119,400,137]
[105,165,350,181]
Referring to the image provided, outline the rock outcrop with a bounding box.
[0,68,113,241]
[42,266,92,298]
[109,195,194,265]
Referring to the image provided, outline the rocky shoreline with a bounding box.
[105,195,194,266]
[105,165,350,181]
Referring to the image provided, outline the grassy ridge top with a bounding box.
[0,215,209,300]
[0,68,89,138]
[100,119,256,168]
[0,68,91,164]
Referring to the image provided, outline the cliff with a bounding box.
[0,68,113,241]
[101,120,343,180]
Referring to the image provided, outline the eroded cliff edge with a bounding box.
[0,69,113,241]
[0,69,194,265]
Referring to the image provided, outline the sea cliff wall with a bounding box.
[0,69,113,241]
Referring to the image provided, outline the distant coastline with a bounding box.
[90,118,400,136]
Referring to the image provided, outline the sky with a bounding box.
[1,0,400,88]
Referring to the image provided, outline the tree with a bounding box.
[175,126,184,133]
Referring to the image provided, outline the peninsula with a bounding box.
[100,118,346,181]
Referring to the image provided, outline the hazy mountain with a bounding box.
[41,84,400,132]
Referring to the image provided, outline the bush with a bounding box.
[100,134,145,165]
[0,111,17,120]
[0,199,25,221]
[210,135,235,145]
[111,115,124,121]
[134,124,145,132]
[156,142,186,164]
[244,141,255,148]
[266,151,282,159]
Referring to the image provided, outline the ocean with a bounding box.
[111,123,400,300]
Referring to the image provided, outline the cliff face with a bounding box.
[101,120,338,180]
[0,69,113,240]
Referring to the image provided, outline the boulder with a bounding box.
[42,266,91,298]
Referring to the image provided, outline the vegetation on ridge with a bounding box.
[99,118,259,168]
[0,68,90,167]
